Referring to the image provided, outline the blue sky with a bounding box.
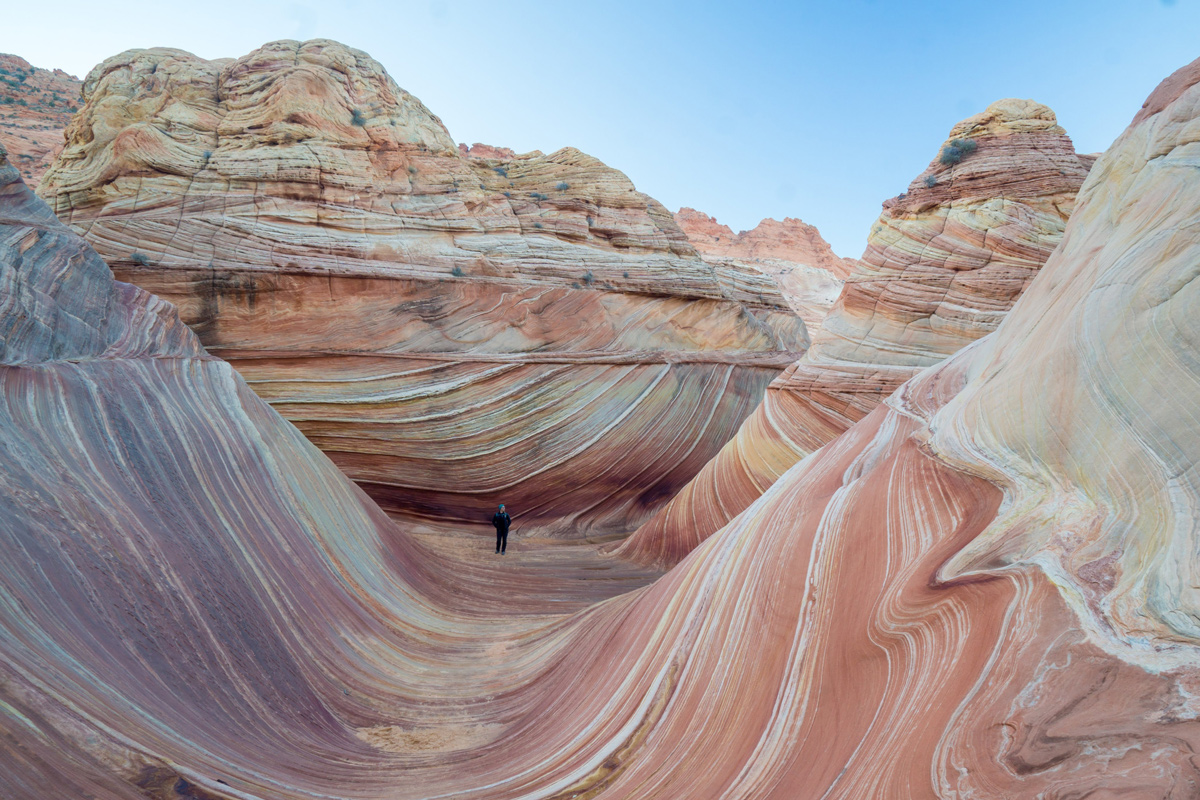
[5,0,1198,257]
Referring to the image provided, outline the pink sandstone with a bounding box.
[0,54,81,188]
[458,142,518,160]
[620,97,1095,567]
[673,206,850,330]
[36,39,809,538]
[3,53,1200,797]
[675,206,858,278]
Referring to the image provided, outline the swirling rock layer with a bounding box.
[37,39,806,535]
[2,140,674,797]
[5,54,1200,798]
[620,98,1095,566]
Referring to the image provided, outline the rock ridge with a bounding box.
[36,39,808,535]
[619,98,1095,566]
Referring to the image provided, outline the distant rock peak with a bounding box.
[887,98,1093,214]
[458,142,519,160]
[674,207,856,279]
[621,97,1094,568]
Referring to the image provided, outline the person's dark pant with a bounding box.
[495,529,508,553]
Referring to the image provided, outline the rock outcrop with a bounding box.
[0,54,81,188]
[0,138,664,796]
[459,142,518,160]
[1,139,397,794]
[674,207,850,329]
[675,207,857,277]
[37,40,808,536]
[584,62,1200,794]
[5,55,1200,798]
[620,98,1095,566]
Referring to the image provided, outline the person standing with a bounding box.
[492,504,512,554]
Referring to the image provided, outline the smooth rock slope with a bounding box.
[37,39,807,536]
[554,59,1200,795]
[620,98,1095,566]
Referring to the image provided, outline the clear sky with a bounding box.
[5,0,1198,257]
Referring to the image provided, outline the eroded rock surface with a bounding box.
[4,54,1200,798]
[0,54,81,188]
[599,62,1200,794]
[0,139,663,797]
[37,39,807,536]
[674,207,850,329]
[675,206,857,277]
[620,98,1095,566]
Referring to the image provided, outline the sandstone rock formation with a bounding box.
[675,207,857,277]
[0,138,657,796]
[37,40,808,536]
[0,54,80,188]
[5,55,1200,798]
[459,141,518,160]
[674,207,850,329]
[620,98,1095,566]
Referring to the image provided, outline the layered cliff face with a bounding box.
[6,56,1200,798]
[37,39,807,536]
[674,206,850,329]
[620,98,1094,566]
[0,54,81,188]
[0,141,665,796]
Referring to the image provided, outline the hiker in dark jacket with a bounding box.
[492,504,512,554]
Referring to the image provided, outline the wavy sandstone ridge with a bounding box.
[0,140,670,797]
[37,39,806,535]
[619,98,1094,566]
[5,56,1200,798]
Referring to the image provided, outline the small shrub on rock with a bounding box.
[939,138,977,165]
